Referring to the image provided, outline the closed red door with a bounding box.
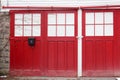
[45,11,77,76]
[113,11,120,76]
[10,10,77,77]
[82,10,114,77]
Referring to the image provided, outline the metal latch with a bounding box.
[76,36,83,39]
[28,37,35,46]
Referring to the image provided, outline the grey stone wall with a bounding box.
[0,12,10,75]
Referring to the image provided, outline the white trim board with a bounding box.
[1,0,120,11]
[78,9,82,76]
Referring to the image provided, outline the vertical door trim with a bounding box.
[78,9,82,76]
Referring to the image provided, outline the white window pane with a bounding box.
[33,26,41,36]
[105,25,113,36]
[86,13,94,24]
[24,26,31,36]
[15,26,23,36]
[57,13,65,24]
[24,14,32,24]
[15,14,23,24]
[95,25,103,36]
[66,26,74,36]
[66,13,74,24]
[48,26,56,36]
[57,26,65,36]
[95,12,103,24]
[86,25,94,36]
[48,14,56,24]
[105,12,113,24]
[33,14,41,24]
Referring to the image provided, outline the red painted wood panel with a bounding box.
[114,11,120,76]
[47,41,77,76]
[83,39,114,76]
[67,41,75,70]
[48,41,57,70]
[105,40,114,76]
[23,41,33,69]
[14,40,23,69]
[114,39,120,76]
[32,41,41,70]
[95,41,105,71]
[84,40,95,76]
[57,42,65,70]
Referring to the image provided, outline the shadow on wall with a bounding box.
[0,12,10,76]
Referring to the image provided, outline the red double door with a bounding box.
[10,10,77,76]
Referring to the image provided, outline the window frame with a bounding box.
[85,11,114,37]
[14,13,41,37]
[47,13,75,37]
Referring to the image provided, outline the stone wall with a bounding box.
[0,12,10,75]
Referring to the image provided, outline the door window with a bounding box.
[48,13,75,37]
[85,12,113,36]
[15,13,41,36]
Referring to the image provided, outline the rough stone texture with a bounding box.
[0,0,1,11]
[0,12,10,76]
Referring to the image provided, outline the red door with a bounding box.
[82,10,114,76]
[10,10,77,77]
[113,11,120,76]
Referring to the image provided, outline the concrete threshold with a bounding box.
[0,76,78,80]
[0,76,118,80]
[80,77,117,80]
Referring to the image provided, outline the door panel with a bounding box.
[46,11,77,76]
[47,41,58,70]
[14,40,23,69]
[95,41,105,71]
[85,40,95,71]
[66,41,75,70]
[114,11,120,76]
[57,42,65,70]
[23,41,33,69]
[105,40,113,74]
[32,41,41,70]
[82,10,114,77]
